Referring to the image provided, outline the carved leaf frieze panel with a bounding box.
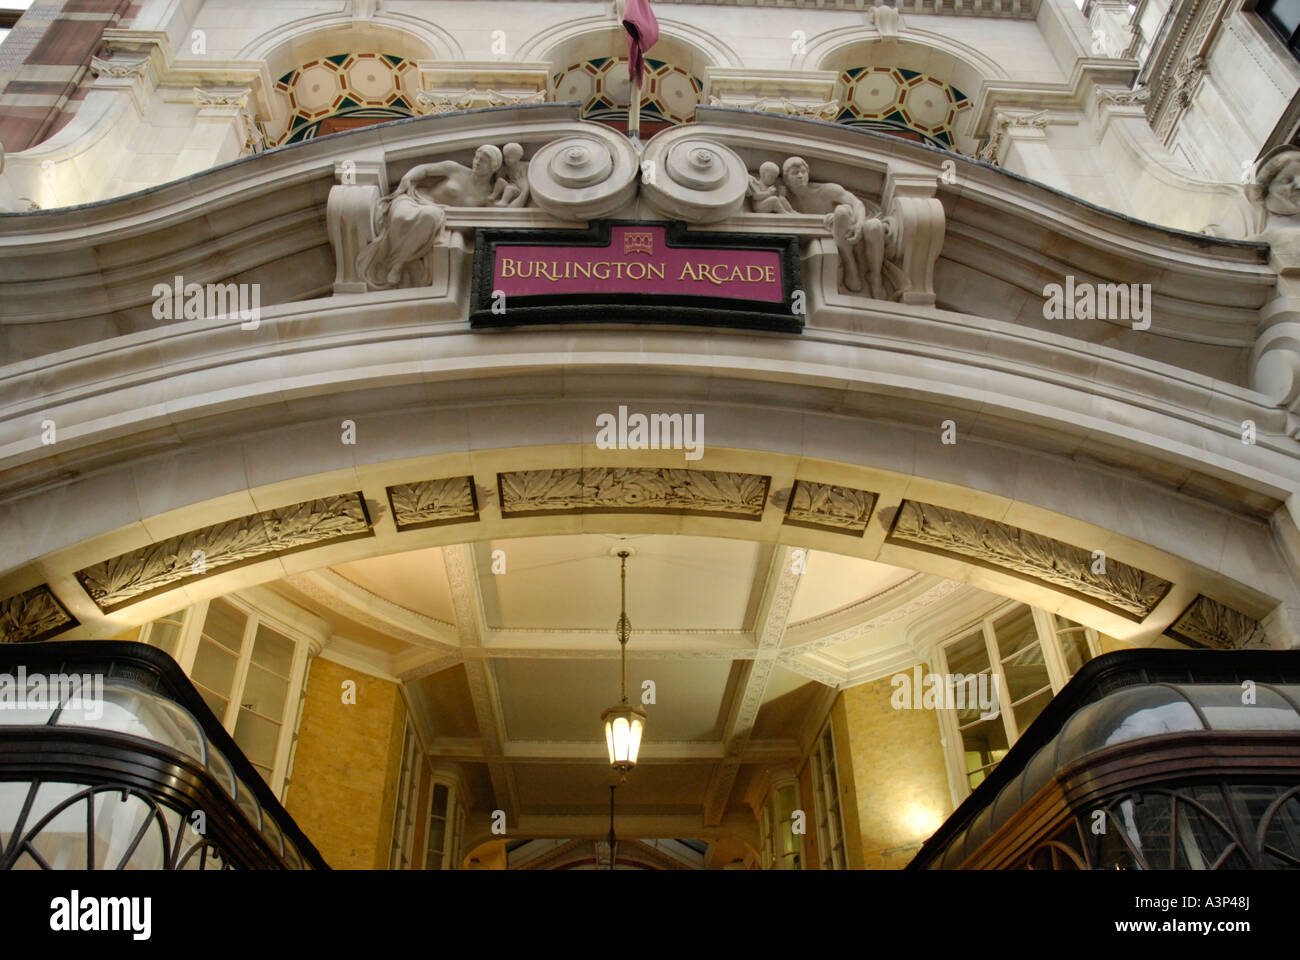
[783,480,876,535]
[0,585,78,643]
[75,493,373,612]
[1166,595,1265,650]
[888,500,1171,619]
[498,468,771,519]
[387,476,479,531]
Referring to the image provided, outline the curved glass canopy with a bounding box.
[910,650,1300,870]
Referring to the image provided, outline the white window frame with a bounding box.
[423,772,464,870]
[934,602,1101,806]
[137,594,311,798]
[389,721,422,870]
[809,721,847,870]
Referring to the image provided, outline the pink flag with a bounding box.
[623,0,660,90]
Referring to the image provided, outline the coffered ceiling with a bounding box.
[274,532,996,833]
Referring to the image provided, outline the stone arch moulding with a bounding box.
[236,12,461,79]
[800,27,1006,85]
[0,421,1290,653]
[515,15,741,79]
[802,32,1000,155]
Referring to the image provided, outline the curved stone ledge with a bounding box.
[0,107,1275,375]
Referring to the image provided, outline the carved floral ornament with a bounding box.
[0,473,1271,646]
[325,131,946,303]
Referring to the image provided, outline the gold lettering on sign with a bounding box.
[500,256,766,285]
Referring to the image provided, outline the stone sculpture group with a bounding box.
[358,142,531,288]
[336,138,917,301]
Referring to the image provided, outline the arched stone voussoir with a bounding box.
[1,428,1293,652]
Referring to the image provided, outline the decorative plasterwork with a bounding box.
[783,578,963,656]
[75,493,373,612]
[272,52,418,145]
[1141,0,1230,143]
[1095,86,1150,109]
[89,56,148,80]
[837,66,972,152]
[553,57,703,126]
[782,480,877,535]
[497,468,771,520]
[1166,595,1266,650]
[443,544,520,823]
[0,584,78,644]
[704,545,802,826]
[284,569,459,650]
[387,475,479,531]
[887,501,1171,620]
[194,87,251,108]
[707,95,840,121]
[416,88,546,114]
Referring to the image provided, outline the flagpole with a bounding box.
[622,0,657,152]
[629,75,642,148]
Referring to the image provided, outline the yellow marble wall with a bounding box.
[284,657,407,869]
[836,667,954,869]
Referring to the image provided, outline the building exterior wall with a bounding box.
[284,656,408,869]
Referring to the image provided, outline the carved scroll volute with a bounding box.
[884,177,945,307]
[326,158,387,295]
[528,129,640,220]
[640,134,749,223]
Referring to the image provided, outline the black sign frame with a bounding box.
[469,219,804,333]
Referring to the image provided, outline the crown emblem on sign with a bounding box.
[623,231,654,256]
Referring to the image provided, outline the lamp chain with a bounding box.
[618,550,630,703]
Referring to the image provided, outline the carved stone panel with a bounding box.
[1166,595,1266,650]
[0,585,78,643]
[387,476,479,531]
[497,468,770,519]
[782,480,876,535]
[888,500,1171,619]
[75,493,373,612]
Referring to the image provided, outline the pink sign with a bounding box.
[491,225,784,303]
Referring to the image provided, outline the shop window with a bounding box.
[1258,0,1300,58]
[136,596,311,796]
[424,775,465,870]
[389,721,421,870]
[810,722,848,869]
[936,604,1099,796]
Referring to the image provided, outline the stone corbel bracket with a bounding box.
[327,152,388,294]
[881,172,945,307]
